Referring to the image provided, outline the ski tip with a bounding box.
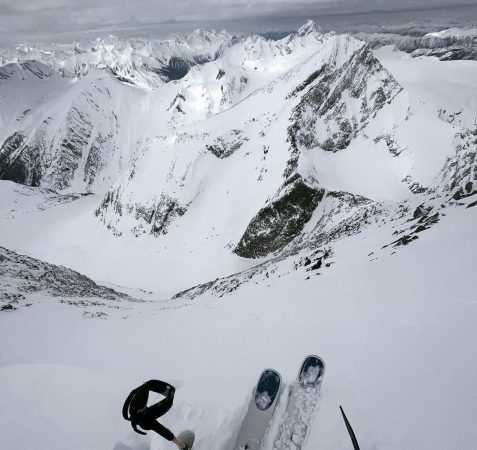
[299,355,325,385]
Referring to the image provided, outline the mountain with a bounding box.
[0,245,137,311]
[0,30,238,88]
[1,21,476,290]
[357,27,477,61]
[0,61,147,192]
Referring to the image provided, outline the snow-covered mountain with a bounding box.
[0,29,237,88]
[1,20,475,271]
[1,20,477,450]
[358,27,477,60]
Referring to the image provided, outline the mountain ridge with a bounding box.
[0,21,476,297]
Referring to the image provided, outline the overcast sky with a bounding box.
[1,0,476,46]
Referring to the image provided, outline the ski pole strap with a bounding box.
[122,380,176,423]
[144,380,175,399]
[122,388,138,420]
[131,420,147,435]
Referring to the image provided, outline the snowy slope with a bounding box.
[1,21,477,450]
[0,244,138,309]
[2,23,476,292]
[0,194,476,450]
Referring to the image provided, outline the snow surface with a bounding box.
[1,195,476,450]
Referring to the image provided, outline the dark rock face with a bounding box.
[0,61,55,81]
[0,131,44,186]
[20,61,55,79]
[287,64,329,98]
[293,247,333,273]
[402,175,433,195]
[374,133,405,157]
[285,44,402,177]
[51,107,93,189]
[413,204,433,220]
[96,190,186,237]
[206,129,247,158]
[155,56,211,81]
[388,234,419,247]
[150,195,187,236]
[0,65,17,80]
[439,127,477,198]
[235,175,325,258]
[383,204,440,250]
[84,133,109,186]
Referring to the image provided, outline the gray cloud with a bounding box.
[0,0,476,46]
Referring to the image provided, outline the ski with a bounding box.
[234,369,282,450]
[272,355,325,450]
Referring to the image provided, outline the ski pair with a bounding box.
[234,355,325,450]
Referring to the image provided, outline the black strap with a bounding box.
[144,380,175,399]
[122,380,175,435]
[122,388,138,420]
[131,419,147,436]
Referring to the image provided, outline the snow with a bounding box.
[0,31,235,89]
[256,392,272,410]
[1,197,476,450]
[1,23,477,450]
[425,28,477,39]
[302,366,321,386]
[303,137,411,202]
[0,363,127,450]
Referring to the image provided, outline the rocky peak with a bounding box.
[296,20,322,37]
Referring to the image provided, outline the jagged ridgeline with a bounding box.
[358,28,477,61]
[1,20,476,272]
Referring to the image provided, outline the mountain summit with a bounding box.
[296,19,322,36]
